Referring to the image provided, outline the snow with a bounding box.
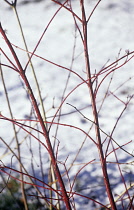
[0,0,134,209]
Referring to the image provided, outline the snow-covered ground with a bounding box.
[0,0,134,209]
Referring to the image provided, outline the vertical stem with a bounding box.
[80,1,117,209]
[0,58,28,210]
[0,24,71,210]
[13,6,47,128]
[12,5,57,209]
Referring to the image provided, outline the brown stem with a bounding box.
[80,1,117,209]
[0,23,71,210]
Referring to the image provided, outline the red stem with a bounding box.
[0,23,71,210]
[80,1,117,209]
